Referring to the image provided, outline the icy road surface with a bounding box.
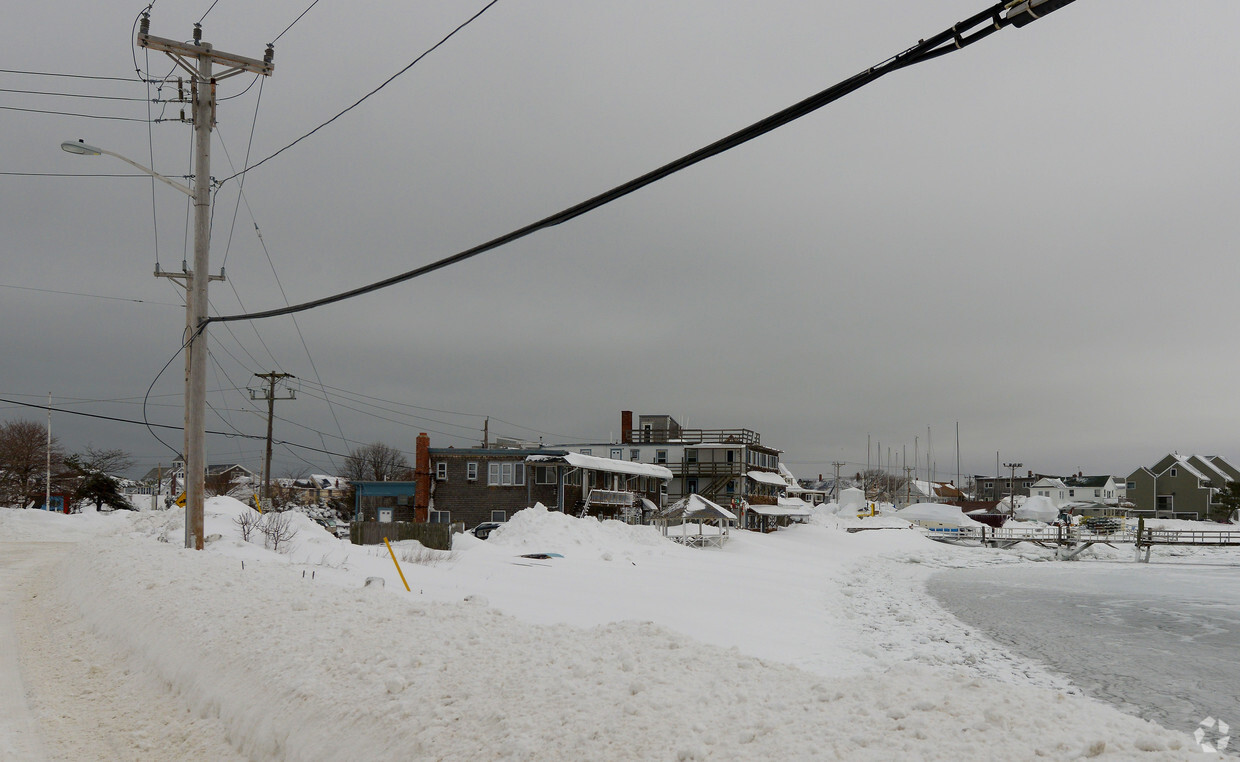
[928,560,1240,737]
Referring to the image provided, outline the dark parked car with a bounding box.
[470,522,503,540]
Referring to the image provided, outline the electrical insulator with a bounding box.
[177,78,184,102]
[193,23,202,44]
[264,44,274,66]
[139,13,150,36]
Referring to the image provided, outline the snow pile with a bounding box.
[43,535,1198,761]
[484,503,672,558]
[896,502,985,528]
[1016,495,1059,523]
[839,486,866,510]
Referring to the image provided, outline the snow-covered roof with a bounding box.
[747,470,788,487]
[660,494,737,521]
[526,452,672,481]
[1030,477,1069,490]
[1185,457,1230,486]
[748,503,811,517]
[894,503,984,528]
[1160,458,1210,483]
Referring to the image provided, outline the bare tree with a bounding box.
[234,509,262,542]
[261,511,299,552]
[76,445,134,476]
[343,442,412,482]
[205,468,243,498]
[861,469,907,501]
[0,419,69,508]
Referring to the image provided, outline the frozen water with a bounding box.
[928,561,1240,739]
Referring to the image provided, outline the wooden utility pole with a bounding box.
[831,461,846,503]
[139,15,274,549]
[1003,461,1023,516]
[251,372,295,504]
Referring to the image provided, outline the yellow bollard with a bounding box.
[383,537,411,592]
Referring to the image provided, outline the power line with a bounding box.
[218,0,500,185]
[0,87,149,102]
[0,172,156,178]
[0,68,144,83]
[0,282,182,306]
[272,0,323,43]
[210,1,1026,326]
[0,104,147,121]
[0,396,349,459]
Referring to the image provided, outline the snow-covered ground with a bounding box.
[0,501,1231,760]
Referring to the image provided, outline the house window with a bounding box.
[686,449,698,464]
[1127,481,1136,490]
[630,449,640,461]
[587,472,596,488]
[580,448,592,456]
[1094,489,1101,497]
[1068,489,1075,497]
[490,510,506,523]
[726,480,735,494]
[655,449,668,464]
[487,462,525,486]
[534,466,556,485]
[687,478,698,494]
[429,510,450,524]
[726,450,735,463]
[611,448,622,459]
[1169,468,1177,477]
[466,462,478,481]
[435,462,448,481]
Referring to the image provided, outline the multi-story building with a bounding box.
[1126,453,1238,519]
[974,470,1058,503]
[551,411,785,506]
[421,436,670,529]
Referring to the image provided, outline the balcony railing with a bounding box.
[627,428,762,446]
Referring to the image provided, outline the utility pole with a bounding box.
[250,372,295,505]
[1003,461,1023,516]
[831,461,845,503]
[139,15,274,549]
[483,417,489,448]
[904,466,915,507]
[45,392,51,513]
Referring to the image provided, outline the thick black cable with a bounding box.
[210,2,1014,325]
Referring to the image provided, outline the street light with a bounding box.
[61,137,209,549]
[60,140,192,197]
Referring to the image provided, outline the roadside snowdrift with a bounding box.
[49,537,1195,761]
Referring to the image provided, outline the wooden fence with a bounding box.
[349,521,463,550]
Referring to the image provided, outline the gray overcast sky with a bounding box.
[3,0,1238,482]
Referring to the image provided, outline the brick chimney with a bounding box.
[621,410,633,444]
[414,432,430,522]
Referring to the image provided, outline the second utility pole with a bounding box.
[251,372,296,505]
[139,15,274,549]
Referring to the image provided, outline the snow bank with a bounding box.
[1016,496,1059,523]
[484,503,672,559]
[47,536,1197,761]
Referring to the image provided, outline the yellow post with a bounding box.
[383,537,411,592]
